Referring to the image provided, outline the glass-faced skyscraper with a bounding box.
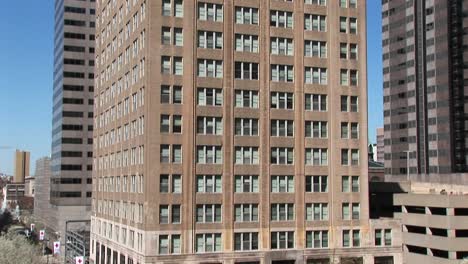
[91,0,400,263]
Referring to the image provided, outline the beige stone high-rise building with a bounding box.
[91,0,400,263]
[14,150,30,183]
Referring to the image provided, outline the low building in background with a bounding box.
[25,176,35,197]
[368,144,378,162]
[369,160,385,183]
[369,180,468,263]
[395,182,468,263]
[3,183,25,207]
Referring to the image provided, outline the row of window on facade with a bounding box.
[156,229,388,255]
[157,202,361,224]
[163,87,359,112]
[161,57,358,86]
[98,174,358,194]
[163,28,358,60]
[159,145,359,166]
[162,115,359,139]
[162,0,358,33]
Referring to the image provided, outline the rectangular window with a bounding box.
[349,18,357,34]
[174,28,183,46]
[235,175,259,193]
[305,40,327,58]
[305,121,327,138]
[305,94,327,111]
[161,27,183,46]
[271,92,294,109]
[235,90,259,108]
[343,230,350,247]
[158,234,181,254]
[174,0,183,17]
[341,122,349,139]
[197,88,223,106]
[271,64,294,82]
[235,118,259,136]
[304,14,326,31]
[352,176,360,192]
[352,230,360,247]
[305,148,328,166]
[342,176,350,192]
[172,145,182,163]
[271,204,294,221]
[161,27,171,45]
[271,175,294,193]
[270,10,293,28]
[196,145,223,164]
[198,59,223,78]
[160,174,181,193]
[375,229,392,246]
[234,232,258,251]
[196,175,222,193]
[306,203,329,221]
[235,34,259,53]
[198,31,223,49]
[235,7,258,25]
[342,203,350,220]
[306,230,329,248]
[160,85,182,104]
[305,175,328,193]
[196,204,222,223]
[351,149,359,165]
[341,149,349,165]
[235,62,259,80]
[340,17,347,33]
[350,96,358,112]
[271,37,293,56]
[160,145,180,163]
[234,204,258,222]
[235,147,259,165]
[197,116,223,135]
[271,231,294,249]
[305,67,327,84]
[159,204,181,224]
[198,2,223,22]
[161,56,183,75]
[350,44,358,59]
[352,203,360,219]
[271,119,294,137]
[195,233,222,252]
[162,0,171,16]
[340,43,348,59]
[270,147,294,165]
[305,0,327,5]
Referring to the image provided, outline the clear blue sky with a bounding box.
[0,1,383,175]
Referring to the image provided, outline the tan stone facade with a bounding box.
[91,0,399,263]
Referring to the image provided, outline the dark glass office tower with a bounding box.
[383,0,468,182]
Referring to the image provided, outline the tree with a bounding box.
[0,234,44,264]
[0,211,13,233]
